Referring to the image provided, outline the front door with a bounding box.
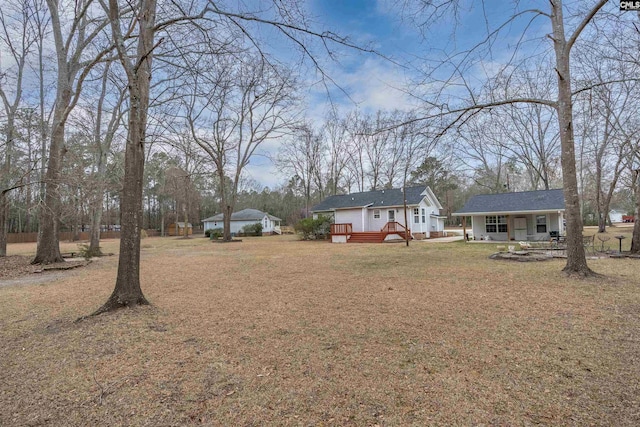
[388,210,395,222]
[514,217,527,240]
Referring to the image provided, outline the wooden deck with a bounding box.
[331,222,410,243]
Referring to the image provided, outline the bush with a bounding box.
[206,228,223,239]
[141,229,148,239]
[77,243,102,259]
[295,215,331,240]
[241,223,263,236]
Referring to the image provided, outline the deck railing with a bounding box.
[381,221,407,234]
[331,223,353,236]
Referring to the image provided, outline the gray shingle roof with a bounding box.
[311,186,428,212]
[454,189,565,215]
[202,208,281,222]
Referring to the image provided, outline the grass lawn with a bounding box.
[1,233,640,425]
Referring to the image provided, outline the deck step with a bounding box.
[348,232,385,243]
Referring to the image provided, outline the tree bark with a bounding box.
[0,193,8,256]
[91,0,155,315]
[32,102,67,264]
[550,1,594,276]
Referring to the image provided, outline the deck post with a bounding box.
[403,186,409,246]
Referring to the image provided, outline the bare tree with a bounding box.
[343,111,368,192]
[90,0,155,315]
[323,110,349,195]
[455,113,511,193]
[276,124,323,215]
[33,0,112,264]
[489,67,561,190]
[79,63,127,255]
[186,55,296,241]
[0,0,37,255]
[406,0,611,276]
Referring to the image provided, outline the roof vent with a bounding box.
[351,197,354,200]
[382,190,384,193]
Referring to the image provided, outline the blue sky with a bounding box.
[246,0,612,189]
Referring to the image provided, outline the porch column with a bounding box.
[462,216,467,241]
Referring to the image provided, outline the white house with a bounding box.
[453,189,565,241]
[202,209,282,235]
[311,186,446,243]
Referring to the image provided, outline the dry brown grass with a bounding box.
[1,235,640,426]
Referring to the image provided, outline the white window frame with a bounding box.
[413,208,420,223]
[421,208,426,223]
[485,215,507,233]
[373,209,380,219]
[485,216,497,233]
[536,215,547,233]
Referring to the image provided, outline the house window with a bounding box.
[421,208,426,223]
[264,218,268,229]
[485,216,497,233]
[373,209,380,219]
[497,215,507,232]
[413,208,420,223]
[485,215,507,233]
[536,215,547,233]
[388,210,395,222]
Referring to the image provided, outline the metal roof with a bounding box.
[202,208,281,222]
[311,186,432,212]
[454,189,565,215]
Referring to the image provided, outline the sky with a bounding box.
[244,0,513,189]
[191,0,622,190]
[245,0,426,189]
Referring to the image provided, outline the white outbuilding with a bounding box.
[202,209,282,235]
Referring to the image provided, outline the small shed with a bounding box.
[609,209,625,223]
[202,209,282,235]
[168,222,193,236]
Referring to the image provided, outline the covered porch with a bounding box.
[458,211,565,242]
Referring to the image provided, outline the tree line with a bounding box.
[1,0,639,313]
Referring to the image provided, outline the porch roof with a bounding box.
[453,189,565,216]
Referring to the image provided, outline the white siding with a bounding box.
[367,208,387,232]
[335,209,367,232]
[471,212,564,241]
[203,219,262,234]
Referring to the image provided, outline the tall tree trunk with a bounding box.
[0,193,8,256]
[223,204,232,241]
[0,116,13,257]
[551,2,594,276]
[33,103,67,264]
[91,0,155,315]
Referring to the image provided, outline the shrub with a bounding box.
[141,229,148,239]
[295,215,331,240]
[77,243,102,259]
[241,223,263,236]
[206,228,223,239]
